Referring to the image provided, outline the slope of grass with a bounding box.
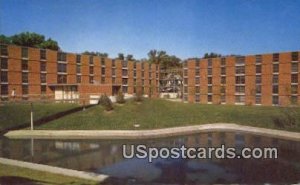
[0,102,79,131]
[37,99,300,132]
[0,163,98,185]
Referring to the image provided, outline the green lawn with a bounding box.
[37,99,300,132]
[0,102,79,132]
[0,163,98,185]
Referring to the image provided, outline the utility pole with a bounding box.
[30,102,33,130]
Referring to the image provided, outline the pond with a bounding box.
[0,131,299,184]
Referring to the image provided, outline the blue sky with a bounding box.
[1,0,300,59]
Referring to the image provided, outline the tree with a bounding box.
[203,52,222,59]
[82,51,108,57]
[116,90,125,104]
[126,54,134,61]
[0,32,60,50]
[118,53,125,60]
[147,50,181,69]
[98,94,114,111]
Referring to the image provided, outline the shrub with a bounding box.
[116,90,125,104]
[272,108,296,128]
[98,94,113,111]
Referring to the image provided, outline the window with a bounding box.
[122,86,128,93]
[273,53,279,62]
[122,69,128,76]
[89,66,94,74]
[22,60,28,71]
[291,62,298,73]
[208,95,212,102]
[272,96,279,105]
[57,63,67,73]
[236,76,245,84]
[235,86,245,93]
[141,63,144,70]
[76,55,81,64]
[134,70,137,77]
[40,61,46,72]
[101,67,105,75]
[0,45,8,56]
[273,64,279,73]
[255,95,261,104]
[221,58,226,66]
[40,49,46,60]
[195,86,200,93]
[235,66,245,74]
[221,95,226,103]
[256,75,262,84]
[235,95,245,103]
[21,47,28,58]
[57,52,66,61]
[208,86,212,93]
[184,69,188,76]
[40,73,46,83]
[184,86,188,93]
[101,77,105,83]
[57,74,67,84]
[183,94,188,101]
[184,78,188,85]
[156,72,159,78]
[195,95,200,102]
[207,59,212,67]
[292,52,299,61]
[133,62,136,69]
[221,77,226,84]
[207,68,212,76]
[22,85,28,95]
[101,58,105,66]
[236,56,245,65]
[149,72,152,78]
[76,65,81,74]
[272,85,279,94]
[89,76,94,84]
[221,67,226,75]
[291,96,298,104]
[122,60,128,68]
[256,85,262,94]
[112,77,116,84]
[208,77,212,84]
[255,55,262,64]
[41,85,47,94]
[22,72,28,83]
[142,79,145,85]
[220,86,226,94]
[256,65,262,74]
[1,58,8,69]
[0,84,8,95]
[195,69,200,76]
[0,71,8,82]
[76,75,81,83]
[89,56,93,65]
[122,78,128,85]
[142,71,144,78]
[195,77,200,84]
[291,74,298,83]
[196,59,200,67]
[112,68,116,76]
[291,85,298,94]
[273,75,278,84]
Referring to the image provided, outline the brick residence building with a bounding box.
[183,51,300,106]
[0,44,160,104]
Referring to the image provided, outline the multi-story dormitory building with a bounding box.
[183,51,300,106]
[0,44,160,104]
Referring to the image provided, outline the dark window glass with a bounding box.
[256,65,262,73]
[272,96,279,105]
[89,66,94,74]
[0,71,8,82]
[292,52,299,61]
[41,85,47,94]
[57,63,67,73]
[76,75,81,83]
[89,56,93,65]
[40,73,46,83]
[0,45,8,56]
[22,85,28,95]
[291,74,298,83]
[273,53,279,62]
[273,64,279,73]
[57,52,67,61]
[272,85,279,94]
[101,67,105,75]
[76,55,81,63]
[40,49,46,60]
[255,55,262,64]
[22,60,28,71]
[89,76,94,84]
[57,75,67,84]
[76,65,81,74]
[0,84,8,95]
[22,72,28,83]
[0,58,8,69]
[22,47,28,58]
[40,61,46,72]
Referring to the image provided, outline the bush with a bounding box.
[98,94,113,111]
[116,90,125,104]
[134,91,143,102]
[272,108,296,128]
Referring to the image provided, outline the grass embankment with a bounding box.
[0,163,98,185]
[0,103,79,132]
[37,99,300,132]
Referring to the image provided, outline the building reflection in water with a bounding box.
[0,131,299,184]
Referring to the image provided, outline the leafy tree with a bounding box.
[98,94,114,111]
[147,50,181,69]
[82,51,108,57]
[118,53,125,60]
[126,54,134,61]
[0,32,60,50]
[116,90,125,104]
[203,52,222,59]
[0,34,11,44]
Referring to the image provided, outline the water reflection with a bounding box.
[0,132,299,184]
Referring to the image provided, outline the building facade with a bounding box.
[0,44,160,104]
[183,51,300,106]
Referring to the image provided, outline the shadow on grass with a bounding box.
[0,104,96,135]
